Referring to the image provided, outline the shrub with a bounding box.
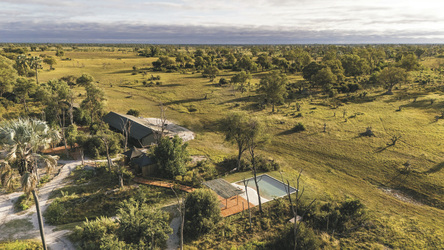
[292,122,306,132]
[14,194,33,212]
[117,199,172,248]
[218,78,229,86]
[188,105,198,112]
[217,155,280,172]
[184,189,221,239]
[126,109,140,117]
[72,217,119,250]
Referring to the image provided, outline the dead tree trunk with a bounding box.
[243,178,252,231]
[250,146,262,213]
[32,190,47,250]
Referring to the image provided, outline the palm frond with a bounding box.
[21,172,38,194]
[0,161,14,191]
[38,154,59,174]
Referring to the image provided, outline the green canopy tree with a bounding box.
[258,71,288,112]
[153,136,190,178]
[0,55,17,96]
[311,67,337,91]
[0,118,61,250]
[377,67,408,94]
[256,54,272,71]
[76,73,94,87]
[14,77,37,113]
[230,71,251,93]
[341,54,370,77]
[184,189,221,238]
[202,65,219,82]
[219,113,251,172]
[399,54,420,71]
[43,57,57,70]
[80,83,106,124]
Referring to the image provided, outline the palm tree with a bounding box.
[27,56,42,85]
[0,118,60,250]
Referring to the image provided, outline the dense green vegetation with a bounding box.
[0,43,443,248]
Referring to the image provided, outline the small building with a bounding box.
[123,147,156,177]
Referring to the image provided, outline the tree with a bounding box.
[377,67,408,94]
[0,118,61,250]
[0,55,17,96]
[230,71,251,93]
[202,65,219,82]
[153,136,190,178]
[302,62,323,82]
[236,56,258,72]
[80,83,106,124]
[256,54,272,71]
[341,54,369,77]
[399,53,420,71]
[14,77,37,113]
[43,57,57,70]
[36,80,74,154]
[76,73,94,87]
[246,118,266,213]
[117,198,172,248]
[184,189,221,238]
[311,67,337,91]
[14,55,29,76]
[27,56,42,85]
[258,71,288,112]
[55,50,64,57]
[219,113,251,172]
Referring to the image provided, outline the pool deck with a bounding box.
[218,195,255,217]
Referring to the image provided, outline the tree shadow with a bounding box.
[163,98,205,106]
[108,70,135,74]
[423,162,444,174]
[219,96,253,104]
[158,84,183,88]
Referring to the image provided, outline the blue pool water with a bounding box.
[236,174,297,200]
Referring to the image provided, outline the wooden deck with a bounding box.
[134,177,254,217]
[133,177,195,193]
[218,195,255,217]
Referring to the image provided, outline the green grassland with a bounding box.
[32,49,444,248]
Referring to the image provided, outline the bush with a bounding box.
[303,199,367,234]
[292,122,306,132]
[268,223,321,250]
[218,78,229,86]
[126,109,140,117]
[72,217,119,250]
[217,155,280,172]
[14,194,33,212]
[188,105,198,112]
[184,189,221,239]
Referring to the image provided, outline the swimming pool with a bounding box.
[236,174,297,200]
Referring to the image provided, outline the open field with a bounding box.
[7,48,444,247]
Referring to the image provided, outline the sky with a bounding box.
[1,0,444,44]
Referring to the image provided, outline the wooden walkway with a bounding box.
[133,177,195,193]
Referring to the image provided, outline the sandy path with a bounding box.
[0,160,81,250]
[164,204,180,250]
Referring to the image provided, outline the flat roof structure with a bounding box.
[203,179,243,199]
